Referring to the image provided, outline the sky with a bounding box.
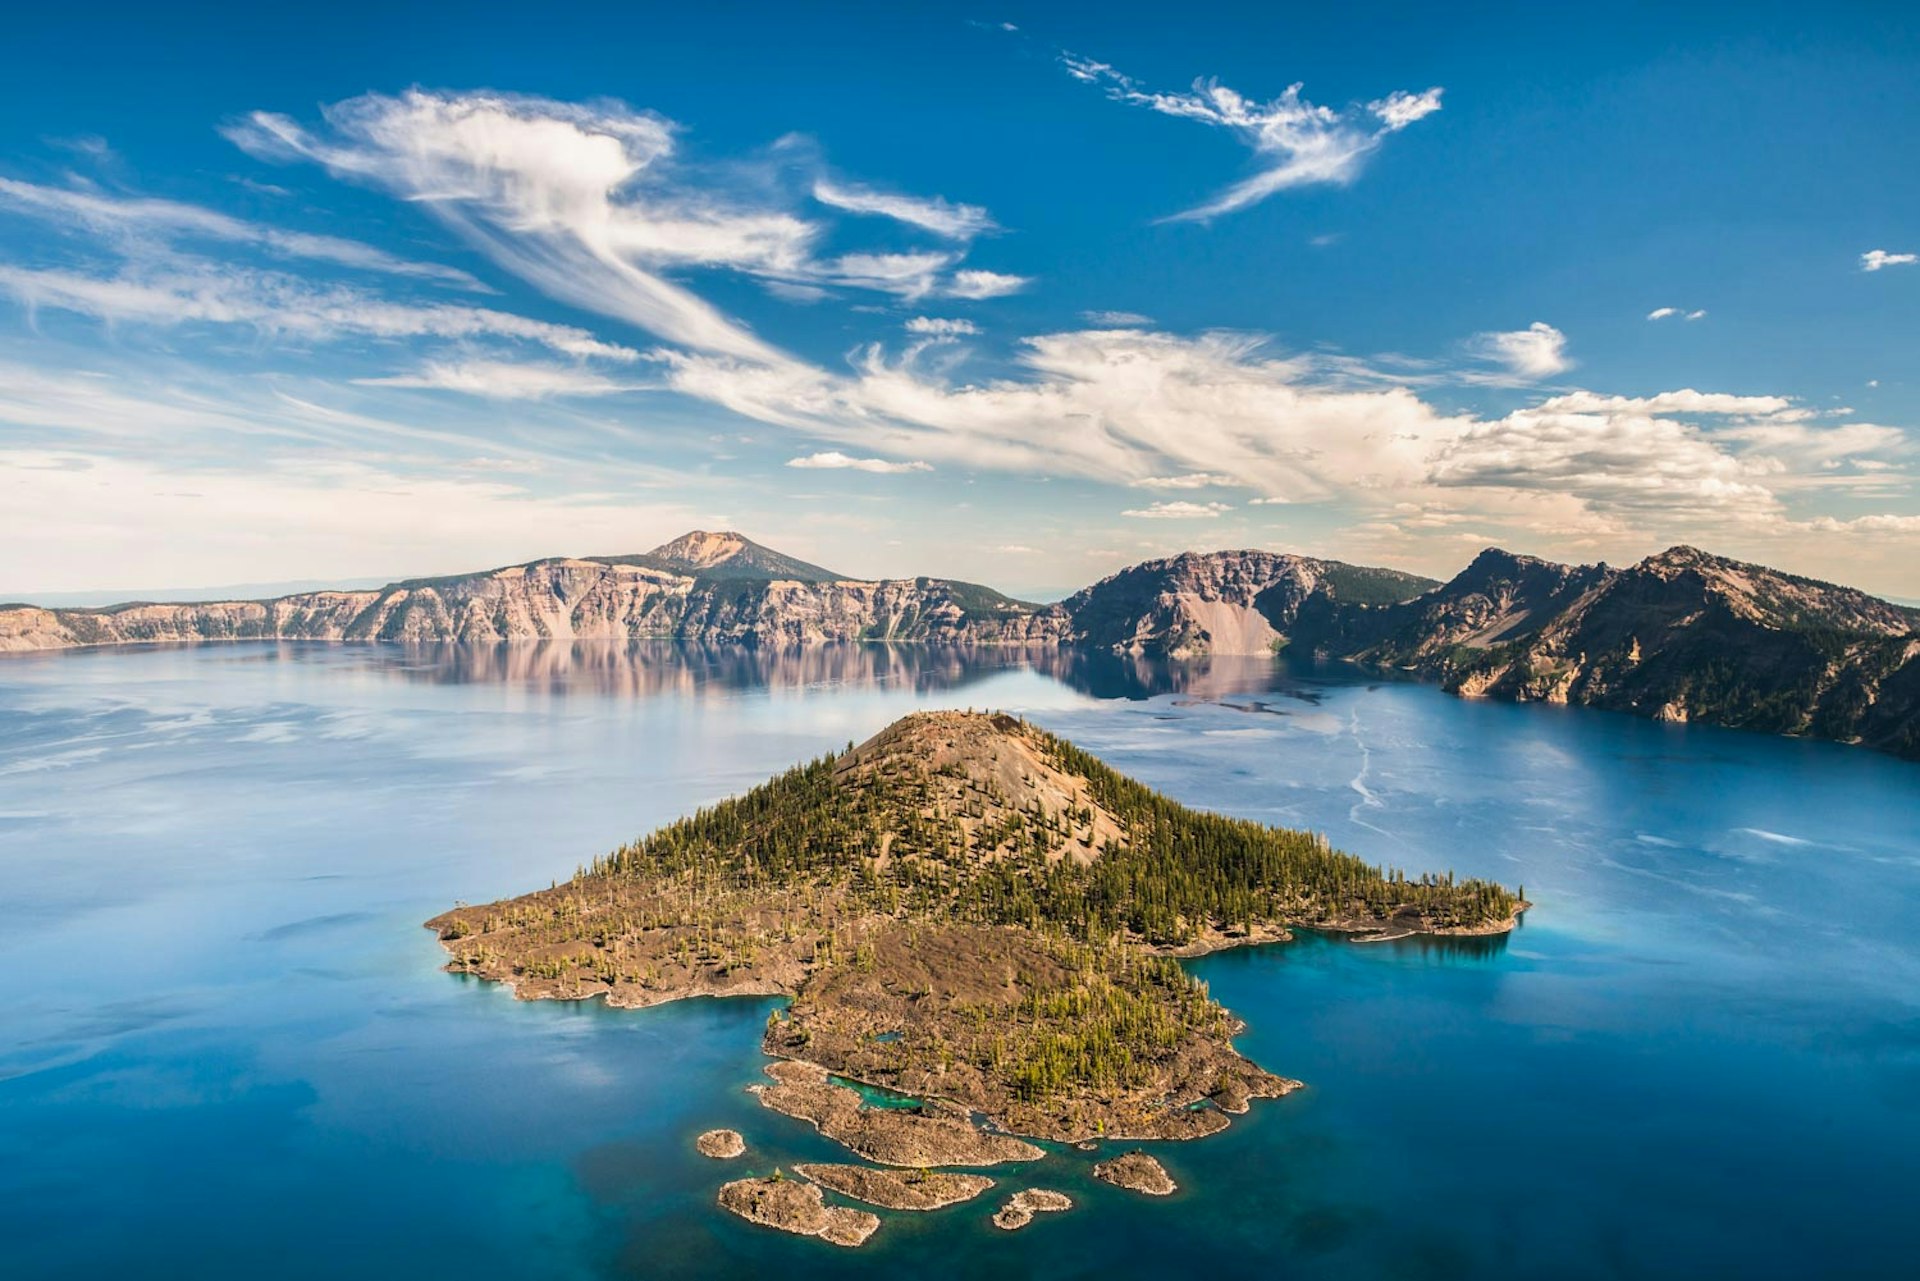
[2,1,1918,601]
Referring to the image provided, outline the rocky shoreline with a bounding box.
[791,1164,995,1211]
[992,1189,1073,1231]
[717,1175,879,1247]
[1092,1151,1177,1196]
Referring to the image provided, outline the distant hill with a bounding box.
[3,532,1916,759]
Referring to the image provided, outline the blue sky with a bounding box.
[3,1,1918,599]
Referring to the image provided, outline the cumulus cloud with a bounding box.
[786,451,932,473]
[1469,322,1571,380]
[1122,500,1233,519]
[904,316,979,336]
[1860,249,1917,272]
[1063,55,1442,220]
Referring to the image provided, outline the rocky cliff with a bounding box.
[6,532,1917,760]
[1354,545,1920,757]
[1058,551,1437,658]
[0,534,1067,653]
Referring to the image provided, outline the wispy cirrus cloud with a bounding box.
[0,177,485,288]
[1063,54,1441,220]
[354,359,649,398]
[0,262,637,360]
[811,179,994,239]
[223,90,1022,358]
[1647,306,1707,321]
[905,316,979,336]
[1130,472,1236,490]
[1122,499,1233,518]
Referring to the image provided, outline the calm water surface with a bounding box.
[1,642,1916,1279]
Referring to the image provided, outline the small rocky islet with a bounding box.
[694,1128,745,1159]
[1092,1151,1177,1196]
[717,1175,878,1248]
[431,709,1525,1246]
[993,1188,1074,1231]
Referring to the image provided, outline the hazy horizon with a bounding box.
[4,5,1917,599]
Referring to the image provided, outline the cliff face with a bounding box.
[1059,551,1437,658]
[1363,546,1920,757]
[7,532,1917,760]
[0,536,1066,653]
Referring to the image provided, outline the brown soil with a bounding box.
[717,1175,878,1247]
[793,1164,995,1210]
[695,1128,745,1158]
[751,1061,1043,1167]
[992,1188,1073,1230]
[1092,1151,1176,1196]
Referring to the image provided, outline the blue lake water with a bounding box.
[1,642,1916,1278]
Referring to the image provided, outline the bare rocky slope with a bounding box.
[6,531,1916,758]
[0,532,1064,651]
[1314,546,1920,758]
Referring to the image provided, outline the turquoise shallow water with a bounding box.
[1,642,1916,1278]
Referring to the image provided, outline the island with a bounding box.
[791,1164,995,1211]
[427,710,1524,1227]
[695,1128,745,1159]
[993,1188,1074,1231]
[1092,1151,1177,1196]
[717,1173,879,1247]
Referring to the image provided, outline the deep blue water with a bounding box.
[1,642,1916,1279]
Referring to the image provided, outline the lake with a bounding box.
[1,641,1916,1278]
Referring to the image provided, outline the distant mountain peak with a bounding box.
[636,531,844,582]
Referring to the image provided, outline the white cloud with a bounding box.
[1648,306,1708,321]
[811,179,993,240]
[1686,309,1708,321]
[1081,309,1153,326]
[0,177,483,289]
[946,269,1029,299]
[0,263,638,361]
[1063,55,1442,220]
[1369,88,1445,131]
[786,451,933,474]
[224,91,1021,360]
[1469,322,1570,380]
[905,316,979,336]
[1122,500,1233,519]
[1537,389,1791,416]
[1130,472,1237,490]
[1861,249,1917,272]
[354,360,647,398]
